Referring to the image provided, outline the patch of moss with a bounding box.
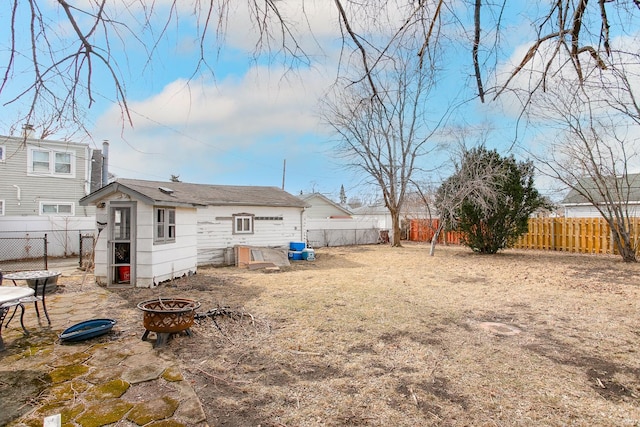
[126,396,180,425]
[47,379,90,403]
[161,366,184,382]
[21,345,53,358]
[49,364,89,383]
[31,402,85,426]
[60,403,85,424]
[75,398,133,427]
[13,417,41,427]
[84,379,130,400]
[16,330,59,348]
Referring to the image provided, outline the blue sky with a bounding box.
[3,2,635,203]
[79,2,516,200]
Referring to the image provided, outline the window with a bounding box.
[0,200,4,215]
[155,207,176,244]
[233,214,254,234]
[40,202,74,216]
[28,147,75,177]
[0,145,5,162]
[55,152,72,173]
[32,150,50,172]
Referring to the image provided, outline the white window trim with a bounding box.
[154,207,176,244]
[27,146,76,178]
[0,200,4,215]
[0,145,5,162]
[233,214,254,234]
[39,201,75,216]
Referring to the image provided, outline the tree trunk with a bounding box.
[614,232,636,262]
[390,209,402,247]
[429,222,444,256]
[609,219,637,262]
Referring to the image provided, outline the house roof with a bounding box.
[561,174,640,205]
[79,178,309,208]
[350,204,391,216]
[299,193,353,216]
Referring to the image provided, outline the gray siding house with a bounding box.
[561,174,640,218]
[80,178,309,288]
[0,133,97,257]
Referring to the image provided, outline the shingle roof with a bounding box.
[80,178,308,208]
[561,173,640,205]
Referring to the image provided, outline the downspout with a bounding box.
[300,207,306,242]
[84,146,91,195]
[13,185,21,206]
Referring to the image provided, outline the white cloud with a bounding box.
[91,61,340,188]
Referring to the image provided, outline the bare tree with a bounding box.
[3,1,638,134]
[527,65,640,261]
[321,5,449,247]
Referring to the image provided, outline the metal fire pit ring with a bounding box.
[137,298,201,347]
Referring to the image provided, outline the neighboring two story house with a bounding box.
[0,131,99,257]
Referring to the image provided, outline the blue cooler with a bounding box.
[288,250,304,260]
[290,241,306,251]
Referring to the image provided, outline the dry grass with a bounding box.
[118,243,640,426]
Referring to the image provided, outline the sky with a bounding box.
[1,2,638,203]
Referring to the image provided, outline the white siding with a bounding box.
[564,204,640,218]
[92,199,112,284]
[304,195,350,218]
[138,205,198,287]
[93,198,198,288]
[0,136,94,217]
[197,205,304,266]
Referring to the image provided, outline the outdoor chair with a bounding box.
[1,299,29,335]
[0,271,29,335]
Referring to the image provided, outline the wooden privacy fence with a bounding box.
[408,219,462,245]
[409,217,640,255]
[513,217,639,255]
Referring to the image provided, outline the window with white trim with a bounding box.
[233,214,254,234]
[0,145,5,162]
[154,207,176,244]
[27,147,75,177]
[0,200,4,215]
[40,201,74,216]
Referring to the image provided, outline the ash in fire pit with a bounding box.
[137,298,201,347]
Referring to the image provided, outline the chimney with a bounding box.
[22,124,34,139]
[102,140,109,187]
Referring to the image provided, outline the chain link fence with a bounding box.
[306,228,384,247]
[79,232,96,271]
[0,235,48,272]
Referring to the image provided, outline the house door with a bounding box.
[109,204,135,286]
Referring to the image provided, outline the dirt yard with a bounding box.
[111,243,640,426]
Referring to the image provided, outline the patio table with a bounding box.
[0,287,34,351]
[3,270,60,325]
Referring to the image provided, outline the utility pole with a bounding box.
[282,159,286,190]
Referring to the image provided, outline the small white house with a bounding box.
[80,178,308,287]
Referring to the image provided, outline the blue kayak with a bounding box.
[59,319,117,343]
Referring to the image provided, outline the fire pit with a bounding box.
[137,298,201,347]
